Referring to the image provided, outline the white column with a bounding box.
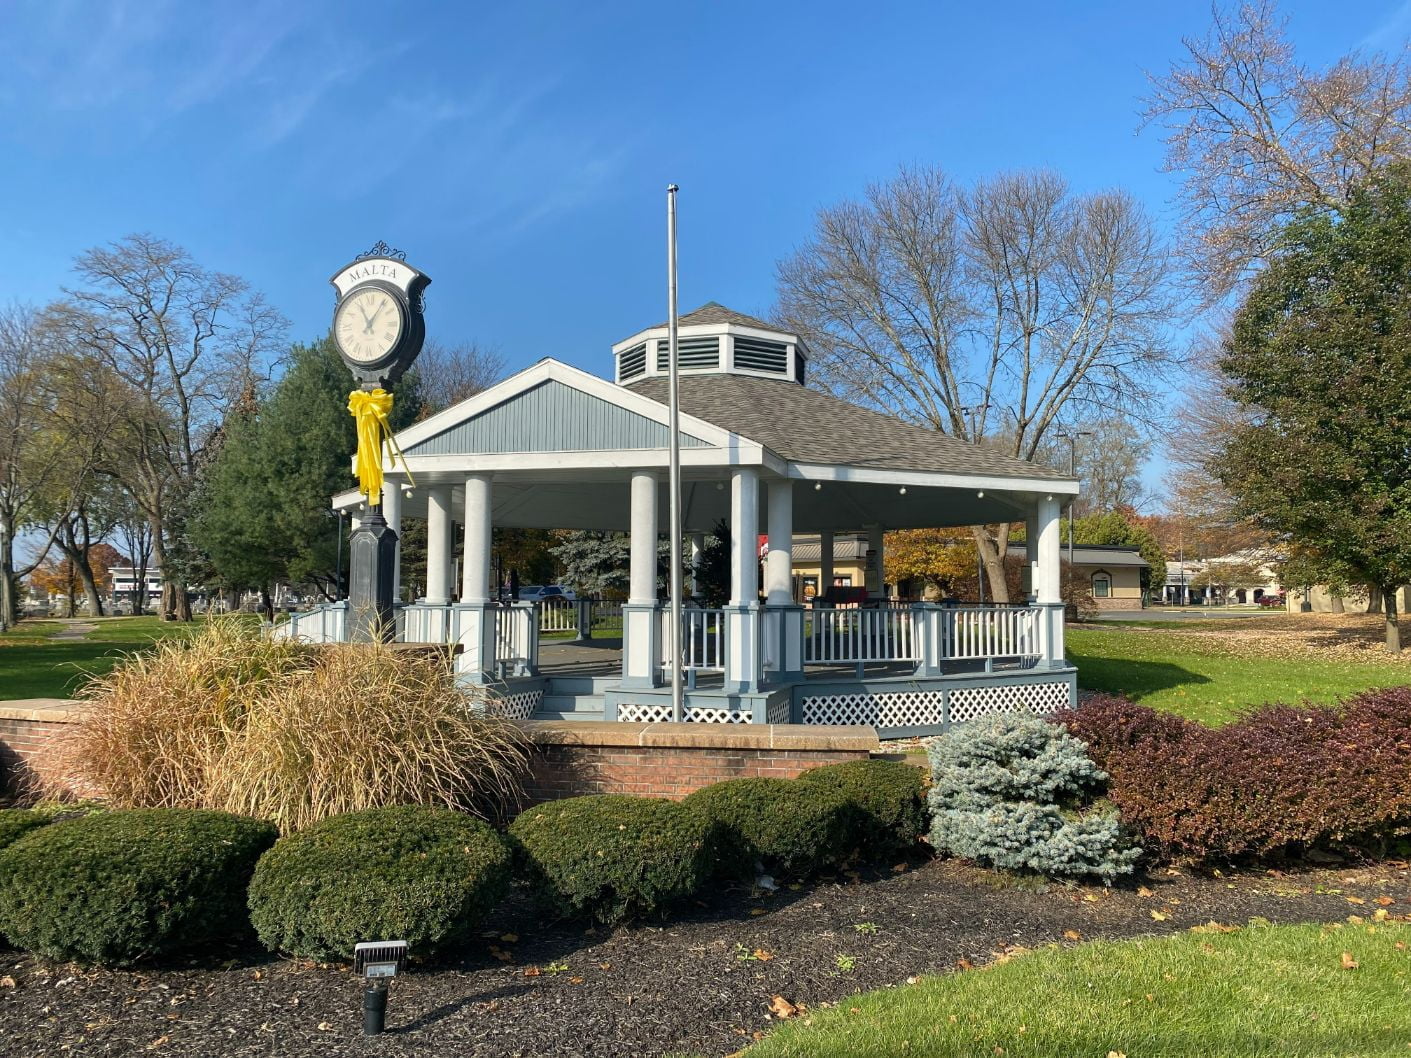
[818,530,834,601]
[765,479,793,605]
[461,474,492,603]
[1036,496,1065,667]
[629,470,659,604]
[621,469,662,690]
[730,468,759,604]
[689,532,706,596]
[866,526,885,598]
[381,477,403,601]
[1025,514,1040,601]
[425,485,453,606]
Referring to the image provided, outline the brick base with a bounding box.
[0,703,880,808]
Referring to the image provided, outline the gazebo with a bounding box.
[277,303,1079,737]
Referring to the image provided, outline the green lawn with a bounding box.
[748,922,1411,1058]
[1067,624,1411,726]
[0,616,206,700]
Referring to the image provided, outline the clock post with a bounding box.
[330,243,431,643]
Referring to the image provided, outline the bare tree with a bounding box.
[412,339,506,415]
[42,235,286,620]
[1070,419,1152,516]
[0,303,71,628]
[777,166,1177,602]
[1144,0,1411,300]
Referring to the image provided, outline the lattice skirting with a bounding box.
[766,698,791,725]
[800,681,1071,729]
[948,682,1071,723]
[616,703,753,723]
[488,689,543,721]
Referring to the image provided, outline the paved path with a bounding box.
[44,620,98,641]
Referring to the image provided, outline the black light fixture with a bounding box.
[353,940,408,1035]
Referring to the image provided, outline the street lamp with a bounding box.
[1054,430,1094,586]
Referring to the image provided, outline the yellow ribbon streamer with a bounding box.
[347,388,415,504]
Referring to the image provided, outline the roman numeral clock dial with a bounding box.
[334,287,405,366]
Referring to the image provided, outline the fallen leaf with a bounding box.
[753,949,775,962]
[1347,896,1366,905]
[1374,909,1390,921]
[769,995,798,1019]
[523,967,541,977]
[1062,930,1082,941]
[1190,922,1238,934]
[1137,886,1154,898]
[1150,910,1170,921]
[499,933,519,943]
[0,977,14,988]
[1348,915,1365,925]
[1082,893,1099,903]
[1108,1052,1128,1058]
[316,1022,334,1031]
[146,1036,170,1050]
[891,863,907,873]
[749,908,766,917]
[956,958,974,970]
[598,962,613,971]
[569,977,584,985]
[1340,952,1359,970]
[1375,896,1395,907]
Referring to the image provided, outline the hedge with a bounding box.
[1064,688,1411,861]
[0,810,50,852]
[510,794,714,925]
[796,759,928,858]
[682,777,859,878]
[248,805,512,960]
[0,809,277,966]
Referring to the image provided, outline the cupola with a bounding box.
[611,302,809,386]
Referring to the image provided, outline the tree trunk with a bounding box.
[1330,594,1345,614]
[1383,588,1401,652]
[57,520,105,618]
[1366,586,1382,614]
[0,524,16,630]
[972,525,1012,604]
[259,585,275,623]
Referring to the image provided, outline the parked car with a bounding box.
[517,585,578,603]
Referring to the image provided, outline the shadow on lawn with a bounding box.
[1069,653,1212,701]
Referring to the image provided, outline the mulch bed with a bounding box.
[2,857,1408,1058]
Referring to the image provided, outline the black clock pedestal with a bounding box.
[348,510,398,643]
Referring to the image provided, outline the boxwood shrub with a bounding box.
[509,794,714,925]
[0,809,50,852]
[0,808,277,966]
[796,759,929,858]
[683,777,859,878]
[248,805,512,960]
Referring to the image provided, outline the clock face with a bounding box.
[335,287,405,365]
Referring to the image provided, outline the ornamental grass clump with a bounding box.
[248,805,512,961]
[209,641,529,832]
[71,619,315,809]
[927,711,1138,881]
[0,808,277,966]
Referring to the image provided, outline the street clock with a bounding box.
[330,242,431,387]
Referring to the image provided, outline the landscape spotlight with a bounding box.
[353,939,408,1035]
[898,487,907,495]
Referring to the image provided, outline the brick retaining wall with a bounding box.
[0,701,879,806]
[0,702,83,799]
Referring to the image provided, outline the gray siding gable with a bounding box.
[404,379,711,456]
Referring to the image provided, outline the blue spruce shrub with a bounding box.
[927,711,1139,881]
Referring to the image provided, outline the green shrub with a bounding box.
[0,809,50,852]
[509,795,713,925]
[797,759,929,858]
[928,712,1139,882]
[0,809,277,966]
[248,805,512,961]
[683,777,859,878]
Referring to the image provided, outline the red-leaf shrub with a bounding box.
[1058,688,1411,862]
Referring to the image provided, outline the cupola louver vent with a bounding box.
[656,335,720,371]
[617,342,647,380]
[732,335,790,374]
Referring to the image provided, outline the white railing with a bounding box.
[539,597,578,633]
[270,602,347,643]
[661,607,727,672]
[495,605,535,672]
[400,602,458,644]
[942,605,1040,660]
[805,607,917,664]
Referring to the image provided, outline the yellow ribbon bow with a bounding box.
[346,388,414,504]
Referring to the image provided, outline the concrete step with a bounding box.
[544,675,618,696]
[539,693,605,713]
[533,707,606,723]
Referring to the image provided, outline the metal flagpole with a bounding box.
[666,185,685,723]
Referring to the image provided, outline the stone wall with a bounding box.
[0,701,879,806]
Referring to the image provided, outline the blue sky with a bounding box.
[3,0,1410,502]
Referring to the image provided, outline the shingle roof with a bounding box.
[627,373,1068,480]
[650,301,783,333]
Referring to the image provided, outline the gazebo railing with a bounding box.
[805,607,918,664]
[660,606,727,674]
[943,605,1041,661]
[270,602,347,643]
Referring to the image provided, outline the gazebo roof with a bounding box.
[644,301,779,333]
[627,372,1064,481]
